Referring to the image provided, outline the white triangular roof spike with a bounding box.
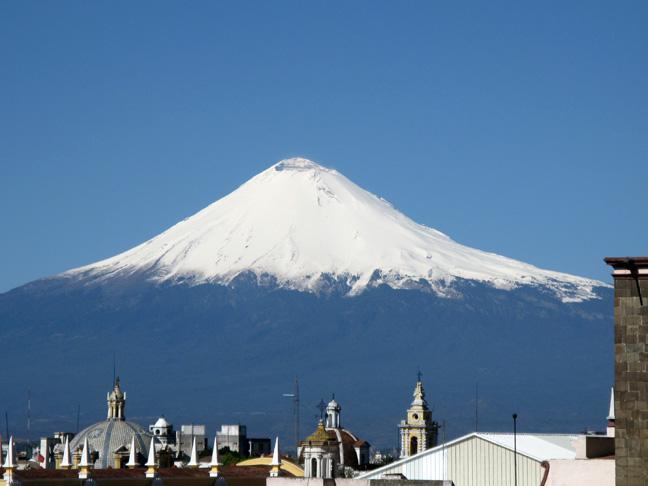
[146,436,157,467]
[3,436,16,468]
[608,386,615,420]
[79,437,90,467]
[210,436,221,466]
[270,437,280,466]
[126,436,137,467]
[61,436,72,467]
[187,437,198,467]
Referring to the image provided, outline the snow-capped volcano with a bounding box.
[65,157,606,302]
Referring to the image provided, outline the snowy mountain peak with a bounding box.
[65,158,608,302]
[273,157,328,172]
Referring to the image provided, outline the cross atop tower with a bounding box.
[316,399,326,420]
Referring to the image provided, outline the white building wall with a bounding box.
[447,436,542,486]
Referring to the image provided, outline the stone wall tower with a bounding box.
[398,376,438,458]
[604,257,648,486]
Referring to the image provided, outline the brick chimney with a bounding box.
[604,257,648,485]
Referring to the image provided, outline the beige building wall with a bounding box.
[545,459,614,486]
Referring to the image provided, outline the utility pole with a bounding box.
[512,413,518,486]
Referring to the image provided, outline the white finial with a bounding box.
[607,386,615,420]
[187,437,199,467]
[271,437,280,466]
[79,437,90,467]
[146,437,157,467]
[60,436,72,468]
[145,437,158,478]
[126,436,137,468]
[269,437,280,477]
[3,436,16,469]
[3,436,17,483]
[209,437,221,477]
[210,437,221,466]
[78,437,92,479]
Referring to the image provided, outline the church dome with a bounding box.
[302,421,337,445]
[326,399,340,410]
[69,378,151,468]
[70,419,150,468]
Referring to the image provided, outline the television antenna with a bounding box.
[282,377,300,454]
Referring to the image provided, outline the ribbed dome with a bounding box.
[70,419,151,468]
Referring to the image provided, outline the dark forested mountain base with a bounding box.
[0,276,612,450]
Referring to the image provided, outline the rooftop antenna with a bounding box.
[282,377,300,455]
[417,368,422,382]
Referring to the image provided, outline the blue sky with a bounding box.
[1,1,646,292]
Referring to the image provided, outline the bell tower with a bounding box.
[398,373,438,457]
[107,377,127,420]
[325,397,341,429]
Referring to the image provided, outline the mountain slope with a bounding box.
[0,276,613,449]
[64,157,605,302]
[0,157,613,450]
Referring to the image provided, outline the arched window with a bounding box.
[311,458,318,477]
[410,436,418,456]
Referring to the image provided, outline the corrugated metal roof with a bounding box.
[476,433,578,461]
[357,432,581,479]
